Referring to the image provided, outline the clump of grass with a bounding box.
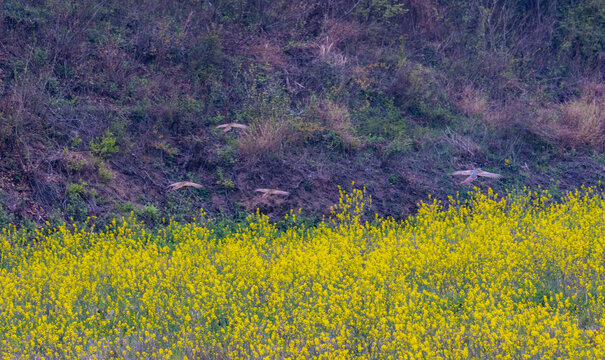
[536,81,605,149]
[237,117,291,158]
[457,85,488,121]
[559,81,605,148]
[318,99,361,150]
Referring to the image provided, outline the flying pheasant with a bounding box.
[255,188,290,198]
[452,166,503,185]
[168,181,203,191]
[216,123,249,133]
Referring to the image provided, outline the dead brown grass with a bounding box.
[442,127,481,156]
[326,20,360,45]
[247,40,288,70]
[318,100,361,150]
[457,86,488,120]
[536,80,605,149]
[318,37,348,67]
[238,118,291,159]
[454,85,524,128]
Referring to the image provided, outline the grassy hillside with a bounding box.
[2,187,605,358]
[0,0,604,226]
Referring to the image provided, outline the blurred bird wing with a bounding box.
[255,188,289,197]
[478,171,503,178]
[255,189,271,198]
[231,123,249,130]
[167,183,181,190]
[460,175,476,185]
[452,170,473,176]
[216,124,233,132]
[168,181,202,190]
[168,182,185,190]
[186,181,203,188]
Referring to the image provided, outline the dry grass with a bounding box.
[319,100,361,150]
[291,99,361,150]
[318,37,348,67]
[454,85,520,128]
[559,81,605,147]
[457,86,489,120]
[247,40,288,70]
[535,80,605,149]
[442,127,481,156]
[238,118,291,159]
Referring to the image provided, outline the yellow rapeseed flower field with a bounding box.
[1,186,605,359]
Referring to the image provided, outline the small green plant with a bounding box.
[114,201,135,215]
[0,202,14,230]
[96,160,113,183]
[90,130,119,158]
[66,182,89,222]
[215,167,235,189]
[71,133,83,148]
[354,0,408,23]
[153,140,179,160]
[63,148,88,173]
[138,204,160,227]
[66,182,87,198]
[216,144,237,165]
[19,218,37,233]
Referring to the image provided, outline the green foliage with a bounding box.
[216,144,237,165]
[62,148,87,173]
[66,182,87,199]
[2,1,49,30]
[19,218,37,233]
[0,193,14,230]
[90,130,119,159]
[131,99,151,123]
[114,201,136,215]
[66,182,89,223]
[354,96,405,139]
[237,66,291,123]
[139,204,160,227]
[385,132,414,156]
[71,133,82,148]
[153,141,179,161]
[114,202,161,228]
[215,167,235,189]
[408,100,458,126]
[354,0,408,23]
[188,33,224,85]
[557,0,605,65]
[96,160,113,184]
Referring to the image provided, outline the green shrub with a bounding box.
[353,0,408,23]
[215,167,235,189]
[557,0,605,66]
[0,203,14,230]
[354,96,405,139]
[90,130,119,158]
[138,204,160,227]
[65,182,89,223]
[96,161,113,184]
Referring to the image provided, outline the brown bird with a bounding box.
[452,166,503,185]
[168,181,203,191]
[216,123,249,133]
[255,188,290,198]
